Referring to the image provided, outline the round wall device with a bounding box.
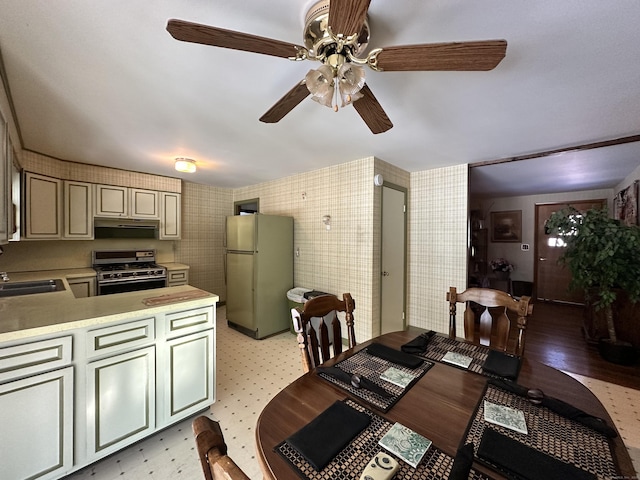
[374,174,384,186]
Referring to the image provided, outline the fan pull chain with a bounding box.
[333,79,339,112]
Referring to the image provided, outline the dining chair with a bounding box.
[192,416,251,480]
[291,293,356,373]
[447,287,533,356]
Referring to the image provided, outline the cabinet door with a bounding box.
[130,188,159,219]
[95,184,127,217]
[64,180,94,238]
[159,192,181,239]
[160,329,214,425]
[68,277,96,298]
[0,116,7,245]
[0,366,74,480]
[24,172,62,238]
[86,346,155,459]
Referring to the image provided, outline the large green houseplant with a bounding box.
[546,206,640,363]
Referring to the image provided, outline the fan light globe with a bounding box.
[175,157,196,173]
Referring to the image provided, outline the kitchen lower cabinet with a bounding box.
[167,267,189,286]
[86,345,156,458]
[0,298,216,479]
[68,275,96,297]
[161,329,214,423]
[0,367,74,480]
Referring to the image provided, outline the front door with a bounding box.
[535,199,606,303]
[380,185,407,334]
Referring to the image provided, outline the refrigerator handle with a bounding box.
[223,253,227,285]
[223,217,227,248]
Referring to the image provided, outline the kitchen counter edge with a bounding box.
[0,277,219,343]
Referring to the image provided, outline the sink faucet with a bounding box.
[0,272,9,282]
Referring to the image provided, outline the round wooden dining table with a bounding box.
[255,328,635,480]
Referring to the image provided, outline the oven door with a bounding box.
[97,277,167,296]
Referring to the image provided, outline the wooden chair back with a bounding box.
[291,293,356,373]
[447,287,533,356]
[193,416,250,480]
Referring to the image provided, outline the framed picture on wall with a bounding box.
[491,210,522,242]
[614,180,639,226]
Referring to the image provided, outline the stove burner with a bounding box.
[92,249,168,295]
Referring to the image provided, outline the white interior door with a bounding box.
[381,185,407,334]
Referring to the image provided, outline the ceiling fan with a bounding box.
[167,0,507,134]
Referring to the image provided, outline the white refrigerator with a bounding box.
[225,214,293,339]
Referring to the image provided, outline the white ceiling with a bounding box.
[1,0,639,191]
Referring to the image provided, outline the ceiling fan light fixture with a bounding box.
[305,65,335,108]
[175,157,196,173]
[337,63,365,106]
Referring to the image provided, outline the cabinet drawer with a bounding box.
[0,336,72,383]
[168,270,188,285]
[87,318,155,358]
[165,306,214,339]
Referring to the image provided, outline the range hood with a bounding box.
[94,218,159,239]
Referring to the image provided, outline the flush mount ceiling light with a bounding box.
[175,157,196,173]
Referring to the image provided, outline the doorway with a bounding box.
[534,199,606,303]
[234,198,259,215]
[380,184,407,334]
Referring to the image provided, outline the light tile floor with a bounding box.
[65,306,639,480]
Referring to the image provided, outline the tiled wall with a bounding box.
[20,151,181,192]
[233,157,378,341]
[409,164,469,335]
[2,150,470,340]
[0,151,180,272]
[174,182,233,296]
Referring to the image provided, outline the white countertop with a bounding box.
[0,269,218,343]
[159,262,190,271]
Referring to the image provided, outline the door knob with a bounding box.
[539,257,547,261]
[382,271,390,276]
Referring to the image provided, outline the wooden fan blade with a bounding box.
[328,0,371,37]
[167,19,304,59]
[259,80,310,123]
[375,40,507,71]
[352,85,393,134]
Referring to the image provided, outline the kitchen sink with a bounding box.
[0,279,66,297]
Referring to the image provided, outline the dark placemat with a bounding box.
[463,384,618,479]
[318,347,433,412]
[276,399,494,480]
[415,335,520,380]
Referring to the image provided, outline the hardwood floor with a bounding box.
[524,301,640,391]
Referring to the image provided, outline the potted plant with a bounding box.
[546,206,640,364]
[490,257,514,280]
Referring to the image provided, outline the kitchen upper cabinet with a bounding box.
[24,172,62,239]
[130,188,159,219]
[95,185,159,219]
[159,191,181,239]
[64,180,93,239]
[94,184,127,217]
[0,117,8,244]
